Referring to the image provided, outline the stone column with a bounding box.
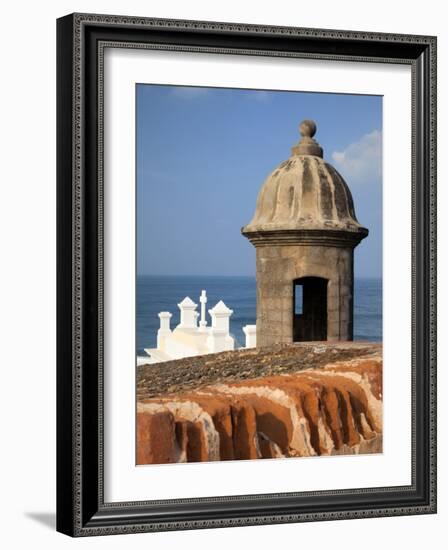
[255,246,294,346]
[327,248,354,341]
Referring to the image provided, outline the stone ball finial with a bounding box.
[291,119,322,157]
[299,119,317,138]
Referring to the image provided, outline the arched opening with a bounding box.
[293,277,328,341]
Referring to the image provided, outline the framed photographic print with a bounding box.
[56,13,437,536]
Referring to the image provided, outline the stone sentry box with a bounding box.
[242,120,368,346]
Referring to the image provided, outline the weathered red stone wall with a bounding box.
[137,353,382,465]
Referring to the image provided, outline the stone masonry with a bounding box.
[242,120,368,346]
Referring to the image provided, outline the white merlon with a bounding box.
[207,300,234,353]
[157,311,172,348]
[178,296,198,329]
[209,300,233,332]
[243,324,257,348]
[158,311,172,330]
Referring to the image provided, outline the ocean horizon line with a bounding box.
[137,273,383,280]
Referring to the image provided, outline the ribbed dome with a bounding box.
[242,120,368,238]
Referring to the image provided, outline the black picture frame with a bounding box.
[56,13,437,537]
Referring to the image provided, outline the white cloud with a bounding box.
[170,87,209,99]
[331,129,382,184]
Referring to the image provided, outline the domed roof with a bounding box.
[242,120,368,244]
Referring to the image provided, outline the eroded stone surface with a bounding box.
[137,343,382,465]
[137,342,380,398]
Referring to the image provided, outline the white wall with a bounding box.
[0,0,445,548]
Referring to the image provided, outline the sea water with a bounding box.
[136,275,382,355]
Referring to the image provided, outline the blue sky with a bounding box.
[137,85,382,278]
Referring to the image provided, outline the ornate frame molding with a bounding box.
[56,13,437,537]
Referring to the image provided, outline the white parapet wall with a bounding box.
[206,328,228,353]
[143,290,256,364]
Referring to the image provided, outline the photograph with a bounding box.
[135,85,383,465]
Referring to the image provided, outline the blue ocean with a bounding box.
[136,276,382,355]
